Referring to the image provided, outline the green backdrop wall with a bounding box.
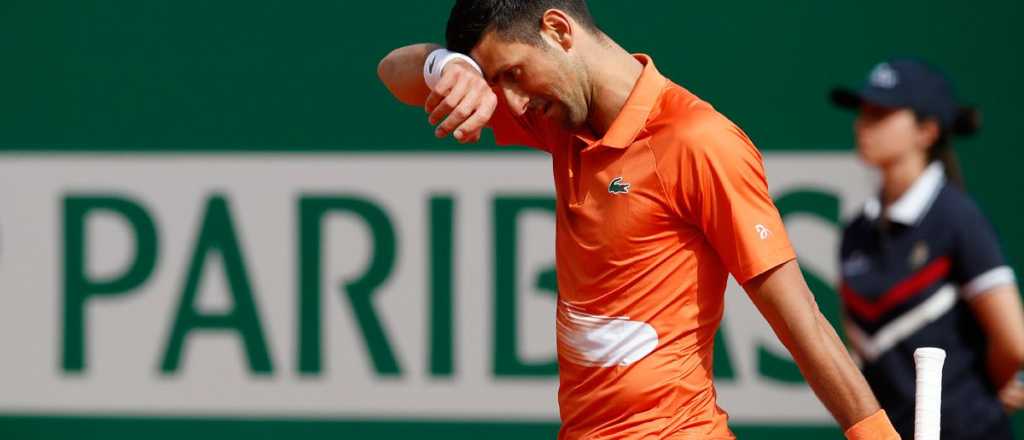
[2,0,1020,264]
[1,1,1021,438]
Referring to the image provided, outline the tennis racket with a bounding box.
[914,347,946,440]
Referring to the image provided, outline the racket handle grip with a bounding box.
[914,347,946,440]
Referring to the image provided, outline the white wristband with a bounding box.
[423,48,482,89]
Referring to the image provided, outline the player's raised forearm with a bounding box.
[743,260,882,430]
[377,44,496,143]
[377,43,439,106]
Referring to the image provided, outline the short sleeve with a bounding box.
[672,117,796,283]
[952,197,1016,299]
[487,89,556,153]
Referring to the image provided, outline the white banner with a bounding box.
[0,153,874,422]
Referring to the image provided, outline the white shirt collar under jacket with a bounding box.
[864,162,945,226]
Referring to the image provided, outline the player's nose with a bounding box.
[501,87,530,117]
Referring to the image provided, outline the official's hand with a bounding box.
[999,377,1024,413]
[424,59,497,143]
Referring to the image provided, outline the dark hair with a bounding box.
[917,107,981,187]
[445,0,600,55]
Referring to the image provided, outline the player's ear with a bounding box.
[540,9,574,51]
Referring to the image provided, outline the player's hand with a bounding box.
[999,377,1024,413]
[424,59,497,144]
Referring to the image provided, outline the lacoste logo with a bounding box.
[755,224,771,240]
[608,177,631,195]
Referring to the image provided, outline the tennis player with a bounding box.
[833,58,1024,439]
[378,1,899,438]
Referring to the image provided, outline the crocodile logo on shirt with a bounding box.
[608,177,631,195]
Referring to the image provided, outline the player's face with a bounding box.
[854,103,930,167]
[472,31,588,129]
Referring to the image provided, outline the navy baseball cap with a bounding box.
[831,58,960,129]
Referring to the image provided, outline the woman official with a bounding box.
[832,58,1024,439]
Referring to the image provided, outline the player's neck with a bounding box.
[584,41,644,137]
[880,154,929,206]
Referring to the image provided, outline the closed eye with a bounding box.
[503,66,523,83]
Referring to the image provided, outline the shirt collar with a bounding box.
[864,162,946,225]
[575,54,667,149]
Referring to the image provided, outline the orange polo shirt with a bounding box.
[489,55,796,439]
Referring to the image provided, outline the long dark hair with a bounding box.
[918,107,982,187]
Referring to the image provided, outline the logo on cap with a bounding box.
[869,63,899,89]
